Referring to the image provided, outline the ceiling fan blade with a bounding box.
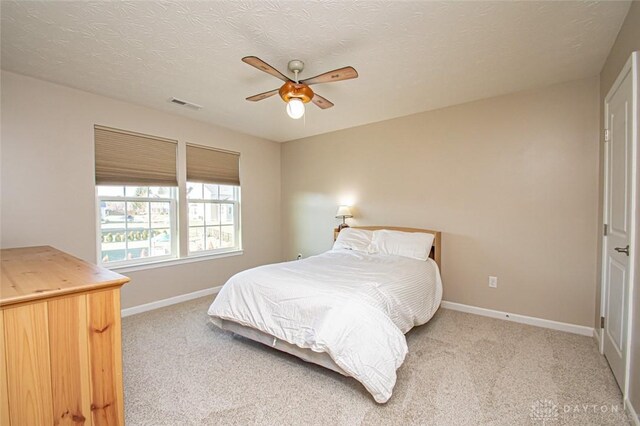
[242,56,290,83]
[299,66,358,86]
[311,93,334,109]
[246,88,280,102]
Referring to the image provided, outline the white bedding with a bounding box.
[207,249,443,403]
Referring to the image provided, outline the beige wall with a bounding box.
[597,0,640,413]
[282,77,599,327]
[0,71,282,308]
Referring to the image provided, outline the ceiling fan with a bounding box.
[242,56,358,119]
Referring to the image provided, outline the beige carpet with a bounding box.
[122,296,630,425]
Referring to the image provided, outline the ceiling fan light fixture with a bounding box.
[286,98,305,119]
[242,56,358,117]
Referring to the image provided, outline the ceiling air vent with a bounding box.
[169,97,203,110]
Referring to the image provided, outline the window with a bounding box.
[97,186,177,265]
[95,126,242,268]
[187,183,241,255]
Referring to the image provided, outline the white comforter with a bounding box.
[207,249,443,403]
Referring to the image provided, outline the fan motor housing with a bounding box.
[279,81,314,104]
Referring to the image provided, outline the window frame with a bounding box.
[186,184,242,257]
[95,186,179,268]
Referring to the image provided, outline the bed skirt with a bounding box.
[211,317,349,376]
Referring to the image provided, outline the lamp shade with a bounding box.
[335,205,353,218]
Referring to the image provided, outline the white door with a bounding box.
[602,55,636,391]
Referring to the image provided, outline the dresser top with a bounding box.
[0,246,129,308]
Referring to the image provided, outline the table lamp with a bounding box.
[335,205,353,231]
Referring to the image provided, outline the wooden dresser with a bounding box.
[0,246,130,425]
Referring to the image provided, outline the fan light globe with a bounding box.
[286,98,305,119]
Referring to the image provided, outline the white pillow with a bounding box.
[371,230,434,261]
[333,228,373,252]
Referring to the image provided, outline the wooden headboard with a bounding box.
[333,226,441,269]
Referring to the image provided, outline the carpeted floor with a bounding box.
[122,296,630,425]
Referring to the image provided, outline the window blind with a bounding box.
[94,125,178,186]
[186,144,240,186]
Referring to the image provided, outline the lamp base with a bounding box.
[337,223,350,231]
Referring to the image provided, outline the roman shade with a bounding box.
[186,143,240,186]
[95,125,178,186]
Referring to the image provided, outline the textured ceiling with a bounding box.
[0,1,631,142]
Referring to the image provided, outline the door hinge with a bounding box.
[604,129,610,142]
[601,316,605,328]
[604,224,608,236]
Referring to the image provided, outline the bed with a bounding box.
[208,226,443,403]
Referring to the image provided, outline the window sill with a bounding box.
[108,250,243,273]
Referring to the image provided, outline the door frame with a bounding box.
[600,51,638,404]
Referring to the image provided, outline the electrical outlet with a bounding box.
[489,276,498,288]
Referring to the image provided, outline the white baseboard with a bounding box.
[593,327,601,347]
[440,301,594,337]
[121,286,222,317]
[627,398,640,426]
[123,292,596,337]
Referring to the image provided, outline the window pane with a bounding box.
[205,226,221,250]
[189,203,204,226]
[219,185,235,201]
[220,225,235,248]
[220,204,234,225]
[151,202,171,228]
[97,186,124,197]
[205,203,220,225]
[100,230,126,264]
[127,228,150,261]
[101,201,126,230]
[204,184,218,200]
[151,228,172,257]
[189,227,205,252]
[187,182,203,200]
[125,186,149,197]
[149,186,171,198]
[127,201,148,226]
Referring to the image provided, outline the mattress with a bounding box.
[208,249,443,403]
